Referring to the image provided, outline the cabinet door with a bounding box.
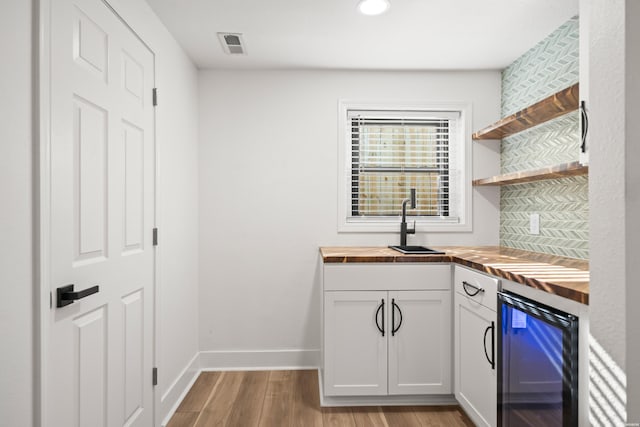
[324,291,388,396]
[388,290,452,395]
[455,293,497,427]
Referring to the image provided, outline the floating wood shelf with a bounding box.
[472,83,580,140]
[473,161,588,186]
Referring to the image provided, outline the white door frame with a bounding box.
[36,0,159,425]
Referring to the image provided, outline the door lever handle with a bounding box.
[56,284,99,308]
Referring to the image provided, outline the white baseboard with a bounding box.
[160,351,459,425]
[199,349,320,371]
[159,352,200,427]
[159,349,320,425]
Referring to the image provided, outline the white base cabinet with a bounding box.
[322,264,451,398]
[454,266,499,427]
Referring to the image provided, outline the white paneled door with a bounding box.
[388,290,452,395]
[323,291,388,396]
[46,0,155,425]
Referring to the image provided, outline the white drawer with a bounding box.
[454,266,499,311]
[324,263,451,291]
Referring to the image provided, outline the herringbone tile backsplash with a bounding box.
[501,17,579,117]
[499,16,588,260]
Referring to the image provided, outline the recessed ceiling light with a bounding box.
[358,0,390,16]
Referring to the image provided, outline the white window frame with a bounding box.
[337,100,473,233]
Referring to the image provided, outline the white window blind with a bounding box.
[348,109,462,222]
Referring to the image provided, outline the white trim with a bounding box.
[149,31,161,427]
[36,0,52,425]
[321,394,458,407]
[160,352,201,404]
[159,352,201,427]
[317,370,458,407]
[159,351,320,425]
[199,349,321,371]
[337,99,473,233]
[155,352,459,425]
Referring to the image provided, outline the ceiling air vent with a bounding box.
[217,33,246,55]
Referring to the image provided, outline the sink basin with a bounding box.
[389,245,445,255]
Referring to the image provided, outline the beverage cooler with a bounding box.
[497,291,579,427]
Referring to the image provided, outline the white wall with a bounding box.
[105,0,200,421]
[588,0,639,423]
[0,1,34,425]
[198,70,501,365]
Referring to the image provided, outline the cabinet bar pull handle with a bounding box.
[375,299,385,337]
[391,299,403,336]
[580,100,588,153]
[483,321,495,370]
[462,281,485,297]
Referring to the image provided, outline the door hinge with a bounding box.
[49,291,52,309]
[152,88,158,106]
[152,367,158,386]
[153,228,158,246]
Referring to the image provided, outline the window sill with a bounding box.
[338,218,471,233]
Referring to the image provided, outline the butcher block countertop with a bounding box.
[320,246,589,305]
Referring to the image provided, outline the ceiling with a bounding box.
[145,0,578,70]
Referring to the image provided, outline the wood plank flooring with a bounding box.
[167,370,475,427]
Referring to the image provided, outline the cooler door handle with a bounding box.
[483,321,495,370]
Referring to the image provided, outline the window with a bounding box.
[338,101,471,232]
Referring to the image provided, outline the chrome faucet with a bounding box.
[400,188,416,246]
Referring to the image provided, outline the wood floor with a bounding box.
[167,370,475,427]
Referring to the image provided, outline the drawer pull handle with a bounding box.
[483,321,495,370]
[462,281,485,297]
[375,299,385,337]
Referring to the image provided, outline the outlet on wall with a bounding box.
[530,213,540,235]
